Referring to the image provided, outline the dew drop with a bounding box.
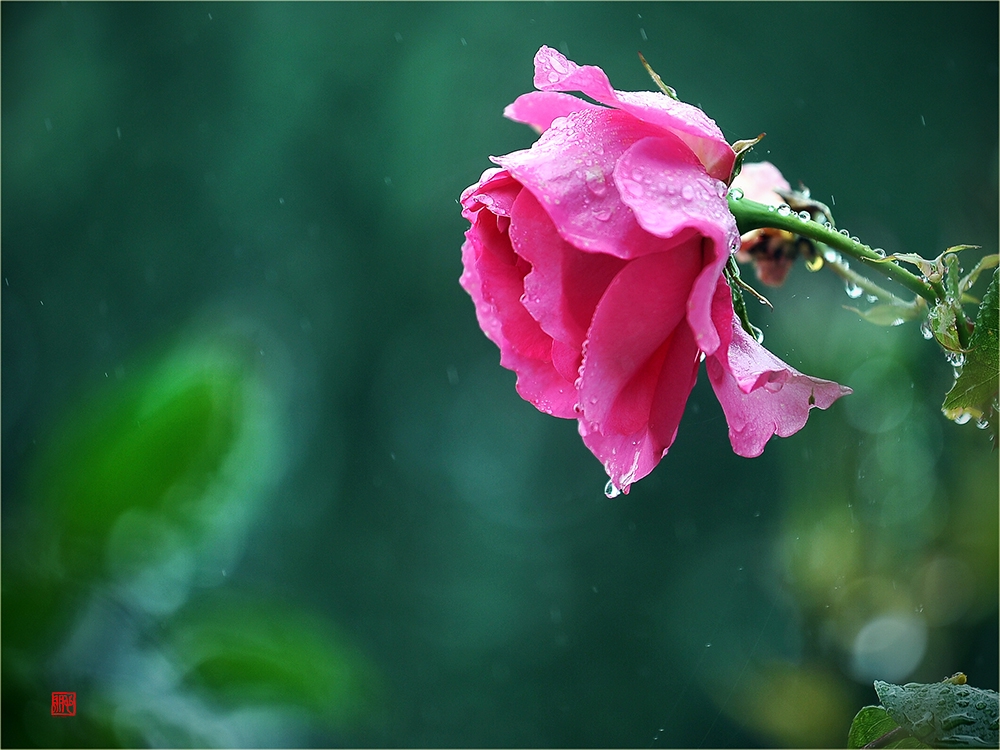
[865,294,878,303]
[920,320,934,339]
[631,167,644,182]
[547,71,560,84]
[797,210,811,221]
[776,203,792,216]
[872,247,887,258]
[850,235,860,243]
[890,318,905,327]
[548,54,569,74]
[838,228,850,236]
[823,221,833,230]
[976,417,990,430]
[604,479,622,499]
[844,281,863,299]
[728,186,744,200]
[751,325,764,344]
[953,412,972,425]
[945,351,966,367]
[592,206,613,222]
[681,185,695,201]
[767,204,776,212]
[586,175,607,197]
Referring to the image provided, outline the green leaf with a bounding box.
[168,594,383,730]
[960,254,999,294]
[942,268,999,432]
[875,678,1000,748]
[845,297,925,327]
[29,346,246,579]
[848,705,927,749]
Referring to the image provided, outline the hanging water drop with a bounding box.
[751,324,764,343]
[604,479,622,499]
[920,320,934,339]
[976,417,990,430]
[844,281,863,299]
[952,412,972,425]
[945,350,966,367]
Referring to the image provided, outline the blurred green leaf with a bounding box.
[942,269,999,432]
[31,348,246,579]
[167,594,382,730]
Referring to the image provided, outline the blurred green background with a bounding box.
[2,2,997,747]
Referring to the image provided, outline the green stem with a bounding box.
[728,195,939,304]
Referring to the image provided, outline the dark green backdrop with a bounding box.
[3,3,997,747]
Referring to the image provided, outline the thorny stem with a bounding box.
[728,194,939,304]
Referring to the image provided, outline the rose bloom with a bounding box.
[460,46,850,494]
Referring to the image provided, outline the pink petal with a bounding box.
[531,46,735,182]
[614,136,739,354]
[509,189,626,351]
[462,194,578,419]
[581,318,700,494]
[730,161,791,206]
[576,249,704,495]
[461,168,522,221]
[504,91,602,132]
[706,314,852,458]
[496,108,678,260]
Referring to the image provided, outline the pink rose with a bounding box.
[461,46,850,494]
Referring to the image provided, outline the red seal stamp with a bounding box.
[51,692,76,716]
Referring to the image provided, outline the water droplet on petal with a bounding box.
[548,54,569,74]
[681,185,695,201]
[604,479,622,499]
[592,206,612,221]
[547,71,560,84]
